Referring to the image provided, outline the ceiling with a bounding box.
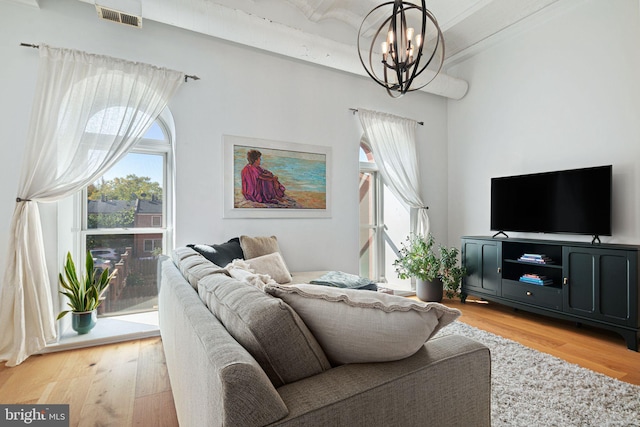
[57,0,562,97]
[187,0,561,61]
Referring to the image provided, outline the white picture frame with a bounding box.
[223,135,332,218]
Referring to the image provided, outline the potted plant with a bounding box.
[438,244,467,300]
[57,251,114,334]
[393,234,466,302]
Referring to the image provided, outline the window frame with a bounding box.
[80,123,173,255]
[70,109,175,317]
[359,162,385,282]
[359,142,411,290]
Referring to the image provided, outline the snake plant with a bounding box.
[57,251,114,320]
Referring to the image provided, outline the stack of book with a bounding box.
[518,253,553,264]
[519,273,553,286]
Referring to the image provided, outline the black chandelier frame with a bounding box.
[357,0,445,98]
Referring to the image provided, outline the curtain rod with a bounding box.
[349,108,424,126]
[20,43,200,82]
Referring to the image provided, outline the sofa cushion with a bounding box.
[183,262,229,289]
[246,252,292,284]
[264,284,461,365]
[171,248,231,289]
[174,251,210,275]
[172,246,201,263]
[198,274,331,387]
[188,238,244,267]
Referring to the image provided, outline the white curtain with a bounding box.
[358,108,430,236]
[0,45,184,366]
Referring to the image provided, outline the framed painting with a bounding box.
[223,135,332,218]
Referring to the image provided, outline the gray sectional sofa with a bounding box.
[159,244,491,427]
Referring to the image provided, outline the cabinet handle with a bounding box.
[526,291,532,296]
[497,267,502,274]
[563,277,568,286]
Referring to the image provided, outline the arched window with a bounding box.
[80,108,175,317]
[359,142,412,293]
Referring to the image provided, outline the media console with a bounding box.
[461,236,640,351]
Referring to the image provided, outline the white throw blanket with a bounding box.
[224,259,277,290]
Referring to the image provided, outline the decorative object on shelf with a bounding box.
[357,0,445,98]
[57,251,114,334]
[519,273,553,286]
[394,234,466,301]
[518,253,554,264]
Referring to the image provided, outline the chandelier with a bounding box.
[357,0,445,98]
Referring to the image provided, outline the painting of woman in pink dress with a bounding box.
[229,138,328,214]
[241,149,286,203]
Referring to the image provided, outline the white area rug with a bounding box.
[435,321,640,426]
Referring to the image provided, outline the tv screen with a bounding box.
[490,165,612,236]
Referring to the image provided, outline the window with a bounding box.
[359,143,411,292]
[81,112,174,317]
[143,238,162,253]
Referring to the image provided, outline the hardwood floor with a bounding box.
[0,337,179,427]
[1,298,638,426]
[445,296,640,386]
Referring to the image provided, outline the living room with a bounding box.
[1,0,639,425]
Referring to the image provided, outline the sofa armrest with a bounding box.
[159,259,289,427]
[271,334,491,427]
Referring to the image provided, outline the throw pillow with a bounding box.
[309,271,378,290]
[246,252,292,284]
[198,274,331,387]
[188,237,244,267]
[263,283,461,365]
[239,235,282,260]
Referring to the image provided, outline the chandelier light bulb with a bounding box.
[406,27,414,42]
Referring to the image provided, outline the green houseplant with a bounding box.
[57,251,114,334]
[438,244,467,299]
[394,234,466,301]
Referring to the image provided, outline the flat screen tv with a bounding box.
[490,165,612,237]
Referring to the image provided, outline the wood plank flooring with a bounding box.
[0,337,178,427]
[446,296,640,386]
[1,298,638,426]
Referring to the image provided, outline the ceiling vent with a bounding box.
[95,0,142,28]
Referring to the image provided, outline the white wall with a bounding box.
[0,0,448,296]
[447,0,640,245]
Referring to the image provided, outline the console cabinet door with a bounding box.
[462,239,501,296]
[563,246,637,327]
